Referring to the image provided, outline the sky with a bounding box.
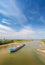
[0,0,45,39]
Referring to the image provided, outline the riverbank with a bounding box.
[0,42,15,48]
[37,49,45,54]
[40,40,45,45]
[0,40,32,48]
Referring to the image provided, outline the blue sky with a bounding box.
[0,0,45,39]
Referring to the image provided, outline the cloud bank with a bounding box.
[0,0,45,39]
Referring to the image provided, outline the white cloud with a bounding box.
[2,19,11,25]
[0,29,5,33]
[0,26,45,39]
[0,0,27,25]
[0,10,8,15]
[18,26,35,34]
[0,24,13,31]
[38,31,45,34]
[0,26,35,39]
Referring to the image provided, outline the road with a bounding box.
[0,40,45,65]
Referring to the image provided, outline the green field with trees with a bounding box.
[0,40,14,45]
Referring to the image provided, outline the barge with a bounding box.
[9,44,25,52]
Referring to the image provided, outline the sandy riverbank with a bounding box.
[37,49,45,54]
[0,42,16,48]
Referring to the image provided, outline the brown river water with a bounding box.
[0,41,45,65]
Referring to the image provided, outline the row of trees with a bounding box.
[0,40,14,45]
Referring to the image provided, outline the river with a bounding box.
[0,41,45,65]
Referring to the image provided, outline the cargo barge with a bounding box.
[9,44,25,52]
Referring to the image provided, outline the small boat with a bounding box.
[9,44,25,52]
